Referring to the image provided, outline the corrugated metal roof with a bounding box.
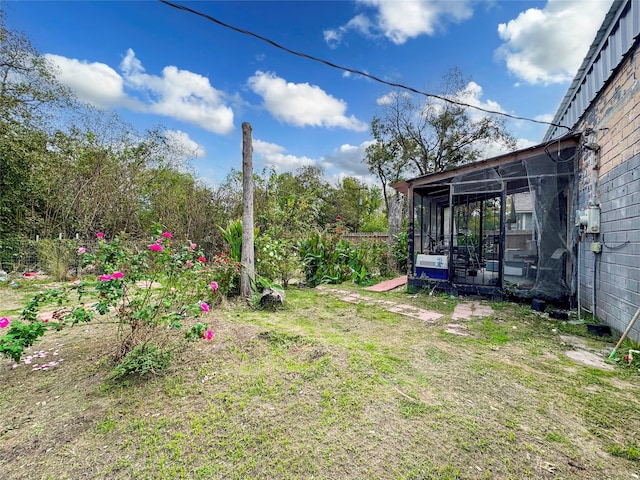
[544,0,639,141]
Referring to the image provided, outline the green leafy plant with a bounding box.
[391,231,409,273]
[256,232,299,288]
[209,252,241,297]
[107,343,172,380]
[0,228,220,367]
[298,231,374,286]
[36,239,77,281]
[219,219,244,263]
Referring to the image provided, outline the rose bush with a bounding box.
[0,228,225,373]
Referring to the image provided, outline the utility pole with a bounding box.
[240,122,255,299]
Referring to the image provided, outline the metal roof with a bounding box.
[544,0,640,141]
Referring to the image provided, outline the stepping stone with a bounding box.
[444,323,470,336]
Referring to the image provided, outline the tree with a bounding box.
[0,9,73,263]
[324,177,384,233]
[364,68,516,210]
[0,10,71,128]
[364,68,516,267]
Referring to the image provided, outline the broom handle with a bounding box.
[613,306,640,351]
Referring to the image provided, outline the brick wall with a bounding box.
[576,41,640,337]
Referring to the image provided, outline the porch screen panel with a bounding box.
[522,155,574,300]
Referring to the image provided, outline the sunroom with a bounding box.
[393,134,580,302]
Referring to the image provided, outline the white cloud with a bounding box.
[453,81,505,121]
[515,137,538,150]
[534,113,555,124]
[157,129,206,171]
[247,71,368,131]
[324,14,375,48]
[496,0,612,85]
[252,138,378,184]
[325,0,473,47]
[120,49,234,135]
[164,130,206,159]
[44,54,129,108]
[45,49,235,135]
[319,140,375,178]
[376,91,411,106]
[253,138,316,172]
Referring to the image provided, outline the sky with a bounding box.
[4,0,613,187]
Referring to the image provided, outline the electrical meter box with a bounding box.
[586,206,600,234]
[576,207,600,233]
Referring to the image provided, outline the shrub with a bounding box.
[298,231,374,286]
[0,229,219,368]
[36,239,77,281]
[107,343,172,380]
[256,232,299,288]
[391,232,409,273]
[209,253,241,297]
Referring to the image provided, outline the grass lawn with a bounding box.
[1,281,639,479]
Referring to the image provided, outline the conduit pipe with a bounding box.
[584,142,601,317]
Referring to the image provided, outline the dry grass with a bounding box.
[1,282,639,479]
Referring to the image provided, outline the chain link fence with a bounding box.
[0,236,96,278]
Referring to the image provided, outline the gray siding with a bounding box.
[590,153,640,335]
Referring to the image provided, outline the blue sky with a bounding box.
[4,0,612,186]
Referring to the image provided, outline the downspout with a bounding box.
[577,234,581,322]
[585,142,601,317]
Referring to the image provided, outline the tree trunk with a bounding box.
[387,191,404,269]
[240,122,255,299]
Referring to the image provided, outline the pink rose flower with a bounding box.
[206,329,213,341]
[189,243,197,250]
[149,243,163,252]
[0,317,9,328]
[99,274,113,281]
[210,281,219,292]
[161,232,173,239]
[77,247,86,254]
[185,260,193,269]
[111,271,124,279]
[200,302,210,313]
[96,232,104,239]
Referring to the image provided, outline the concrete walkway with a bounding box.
[316,286,615,370]
[316,286,494,327]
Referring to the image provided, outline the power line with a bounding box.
[159,0,571,132]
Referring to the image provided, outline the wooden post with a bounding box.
[240,122,255,299]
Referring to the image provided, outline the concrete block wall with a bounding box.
[596,153,640,334]
[576,41,640,338]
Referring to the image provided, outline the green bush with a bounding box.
[0,229,218,366]
[298,232,377,287]
[107,343,172,380]
[36,239,77,281]
[256,232,299,287]
[219,219,243,263]
[391,232,408,273]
